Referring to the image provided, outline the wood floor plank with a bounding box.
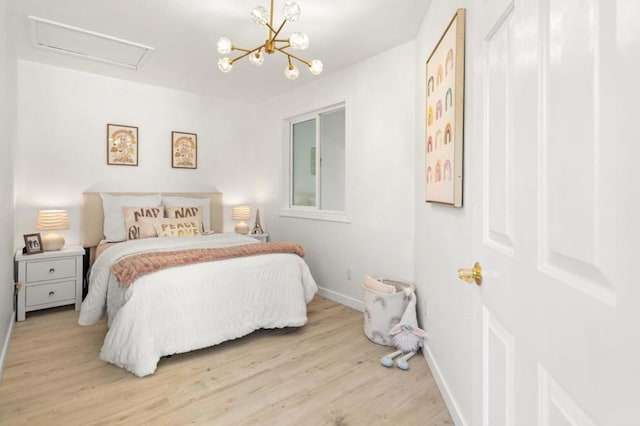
[0,296,452,425]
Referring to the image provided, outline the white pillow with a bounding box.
[101,193,161,242]
[161,196,211,232]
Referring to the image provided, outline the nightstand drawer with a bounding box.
[26,281,76,307]
[26,258,76,283]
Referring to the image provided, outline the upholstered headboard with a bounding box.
[81,192,224,248]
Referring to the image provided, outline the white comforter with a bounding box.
[79,233,318,377]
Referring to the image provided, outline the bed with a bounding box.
[78,192,318,377]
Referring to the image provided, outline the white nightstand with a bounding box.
[15,244,84,321]
[248,233,269,243]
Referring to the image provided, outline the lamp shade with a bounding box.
[232,206,250,234]
[36,210,69,251]
[36,210,69,231]
[231,206,250,221]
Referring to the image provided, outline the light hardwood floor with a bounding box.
[0,296,452,425]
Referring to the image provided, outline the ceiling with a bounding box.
[8,0,430,102]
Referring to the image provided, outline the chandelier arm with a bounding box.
[231,44,266,63]
[276,48,312,67]
[264,22,277,34]
[275,42,292,50]
[233,47,254,53]
[271,20,287,41]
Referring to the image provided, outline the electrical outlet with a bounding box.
[346,267,352,280]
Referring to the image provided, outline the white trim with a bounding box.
[316,286,363,312]
[0,311,15,382]
[279,208,350,223]
[423,343,467,426]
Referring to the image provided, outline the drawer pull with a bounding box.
[48,291,55,297]
[49,268,55,273]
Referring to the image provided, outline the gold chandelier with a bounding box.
[217,0,323,80]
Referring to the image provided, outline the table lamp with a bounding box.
[36,209,69,251]
[232,205,250,234]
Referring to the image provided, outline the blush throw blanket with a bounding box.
[111,242,306,286]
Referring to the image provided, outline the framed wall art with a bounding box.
[425,8,465,207]
[171,131,197,169]
[107,124,138,166]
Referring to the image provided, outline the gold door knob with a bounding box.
[458,262,483,286]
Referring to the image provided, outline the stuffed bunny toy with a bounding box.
[380,323,427,370]
[380,292,427,370]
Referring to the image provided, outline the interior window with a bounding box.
[286,103,347,221]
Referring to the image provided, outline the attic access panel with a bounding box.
[28,16,154,70]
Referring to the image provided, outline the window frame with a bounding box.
[280,101,350,223]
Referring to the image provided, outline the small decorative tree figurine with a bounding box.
[251,209,265,234]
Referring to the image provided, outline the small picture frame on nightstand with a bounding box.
[23,233,43,255]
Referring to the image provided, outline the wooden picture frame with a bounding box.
[23,233,43,255]
[171,131,197,169]
[107,124,138,166]
[425,8,465,207]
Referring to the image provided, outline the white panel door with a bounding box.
[469,0,640,424]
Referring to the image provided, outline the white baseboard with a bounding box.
[0,311,15,382]
[317,286,363,312]
[423,343,466,426]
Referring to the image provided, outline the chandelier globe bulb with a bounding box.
[218,57,234,73]
[217,37,232,54]
[309,59,323,75]
[285,64,300,80]
[289,32,309,50]
[283,2,301,22]
[251,5,269,25]
[249,51,265,66]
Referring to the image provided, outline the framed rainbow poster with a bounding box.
[425,9,465,207]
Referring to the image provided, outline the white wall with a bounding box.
[15,61,259,246]
[0,0,17,377]
[414,1,481,424]
[254,42,416,308]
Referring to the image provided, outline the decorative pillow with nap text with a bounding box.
[153,219,202,238]
[123,206,164,240]
[164,206,205,231]
[101,193,161,241]
[161,196,211,232]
